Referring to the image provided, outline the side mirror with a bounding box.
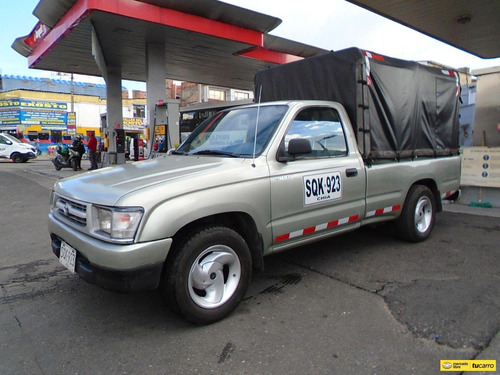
[288,138,312,155]
[277,138,312,162]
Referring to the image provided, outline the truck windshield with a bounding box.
[176,105,288,158]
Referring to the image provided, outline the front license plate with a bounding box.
[59,241,77,274]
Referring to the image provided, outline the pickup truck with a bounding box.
[48,99,460,324]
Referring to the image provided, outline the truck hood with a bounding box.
[54,155,248,206]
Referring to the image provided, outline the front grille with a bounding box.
[54,196,87,227]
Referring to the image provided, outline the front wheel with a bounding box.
[395,185,436,242]
[161,226,252,324]
[11,153,23,163]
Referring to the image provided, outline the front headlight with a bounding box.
[95,206,143,242]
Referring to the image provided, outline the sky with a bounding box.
[1,0,500,90]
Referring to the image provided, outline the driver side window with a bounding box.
[283,107,347,159]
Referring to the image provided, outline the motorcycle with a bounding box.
[52,145,80,171]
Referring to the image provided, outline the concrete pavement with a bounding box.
[1,157,499,375]
[441,203,500,375]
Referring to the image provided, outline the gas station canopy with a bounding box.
[13,0,500,92]
[11,0,500,164]
[12,0,327,90]
[347,0,500,59]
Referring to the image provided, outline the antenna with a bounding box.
[251,85,263,168]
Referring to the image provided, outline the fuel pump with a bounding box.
[151,99,180,157]
[115,129,125,153]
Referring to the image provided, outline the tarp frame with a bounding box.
[254,47,461,162]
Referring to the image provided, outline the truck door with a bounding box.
[268,105,365,248]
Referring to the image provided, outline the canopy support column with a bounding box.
[146,42,166,156]
[106,66,124,164]
[92,24,124,164]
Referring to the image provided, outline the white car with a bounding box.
[0,133,37,163]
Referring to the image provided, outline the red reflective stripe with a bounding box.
[367,204,402,218]
[364,51,384,61]
[275,234,290,243]
[303,226,316,235]
[327,220,339,228]
[442,191,457,199]
[275,214,361,243]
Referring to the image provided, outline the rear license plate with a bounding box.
[59,241,76,274]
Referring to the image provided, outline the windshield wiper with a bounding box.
[171,150,188,155]
[190,149,239,158]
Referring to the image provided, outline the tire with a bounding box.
[71,158,78,171]
[161,226,252,324]
[11,153,23,163]
[396,185,436,242]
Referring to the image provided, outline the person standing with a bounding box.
[72,135,85,170]
[87,133,98,170]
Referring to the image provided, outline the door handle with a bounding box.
[346,168,358,177]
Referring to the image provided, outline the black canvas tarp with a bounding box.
[254,47,460,160]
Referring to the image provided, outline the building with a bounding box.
[0,74,147,153]
[165,80,253,107]
[472,66,500,148]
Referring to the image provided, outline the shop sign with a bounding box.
[461,147,500,188]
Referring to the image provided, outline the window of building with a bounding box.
[51,130,62,143]
[208,88,226,101]
[234,91,250,101]
[133,104,145,118]
[38,132,50,141]
[28,131,38,141]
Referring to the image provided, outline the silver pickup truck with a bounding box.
[49,100,460,324]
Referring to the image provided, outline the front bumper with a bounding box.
[49,213,173,292]
[26,152,36,160]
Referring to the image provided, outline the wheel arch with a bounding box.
[10,152,23,162]
[167,212,265,272]
[408,178,441,212]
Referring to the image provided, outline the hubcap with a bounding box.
[414,196,432,233]
[188,245,241,309]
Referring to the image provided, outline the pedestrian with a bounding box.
[87,133,98,170]
[72,135,85,170]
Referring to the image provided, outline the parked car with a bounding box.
[0,133,37,162]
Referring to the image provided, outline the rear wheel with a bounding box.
[161,226,252,324]
[396,185,436,242]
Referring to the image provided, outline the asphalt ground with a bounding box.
[1,156,499,375]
